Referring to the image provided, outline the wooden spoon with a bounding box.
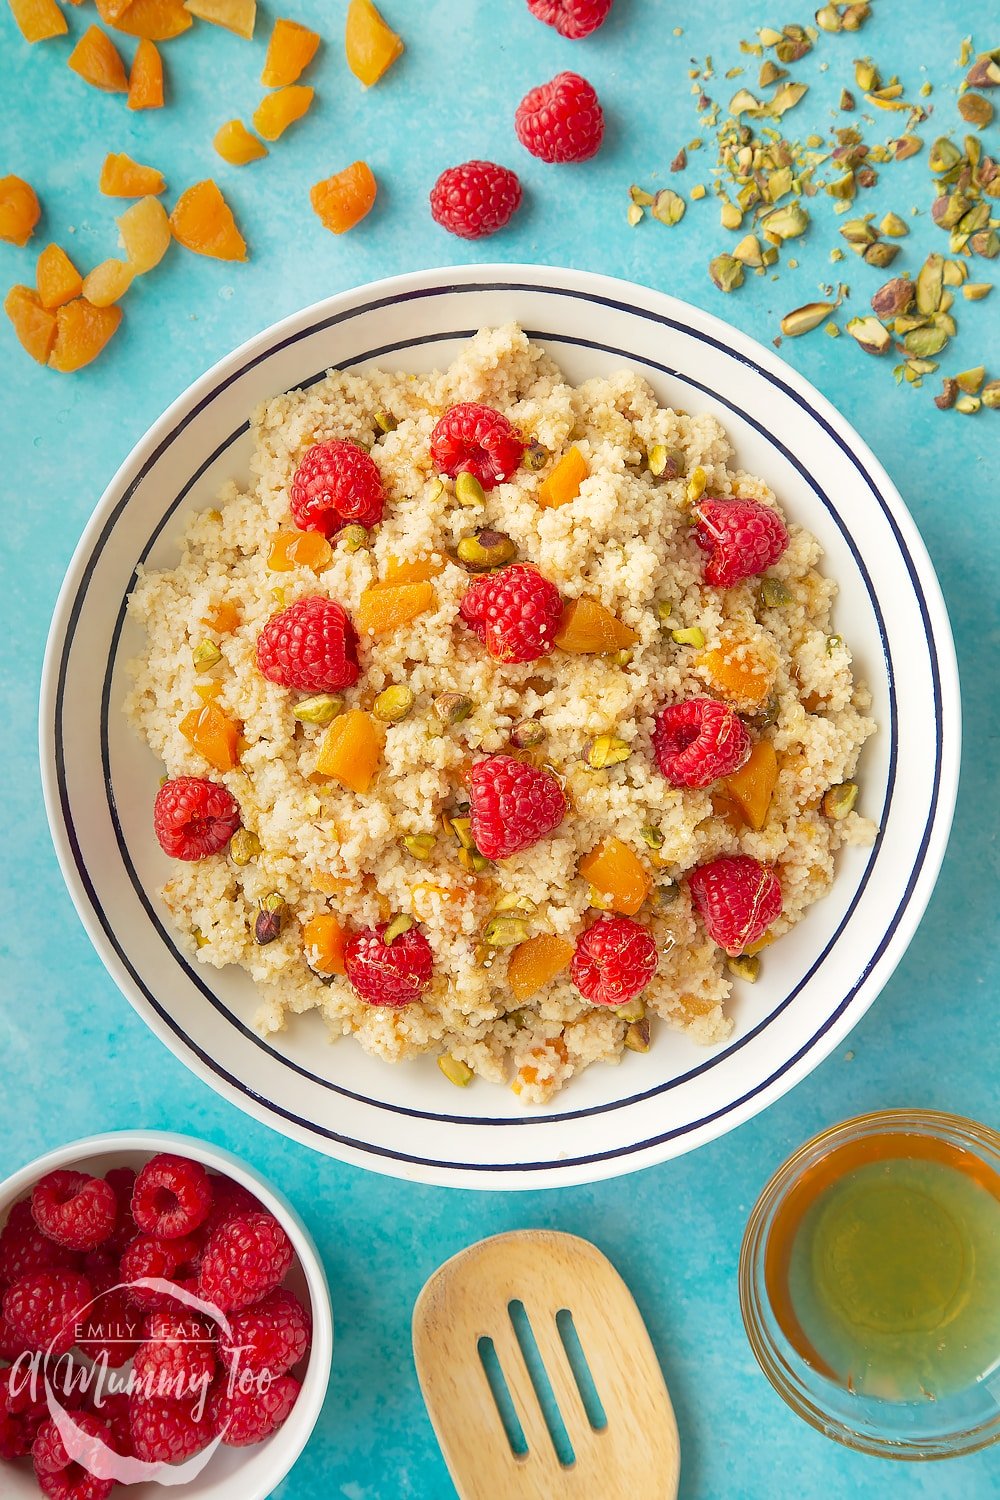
[413,1229,680,1499]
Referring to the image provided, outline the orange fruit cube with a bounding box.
[315,709,381,793]
[48,298,122,372]
[310,161,377,235]
[117,197,171,273]
[0,176,41,246]
[99,153,166,198]
[723,739,778,831]
[9,0,67,43]
[170,180,247,261]
[698,629,775,710]
[200,601,241,633]
[302,913,347,975]
[68,25,129,91]
[97,0,192,39]
[381,555,444,586]
[554,597,640,655]
[128,39,164,110]
[82,258,135,307]
[356,581,436,636]
[506,934,574,1002]
[267,530,333,572]
[345,0,403,87]
[36,245,83,310]
[4,285,57,365]
[184,0,257,38]
[579,838,651,916]
[214,120,268,166]
[252,85,315,142]
[537,445,589,509]
[179,701,240,772]
[261,17,320,86]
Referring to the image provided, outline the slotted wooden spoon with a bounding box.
[413,1229,680,1500]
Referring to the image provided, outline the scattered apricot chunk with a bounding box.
[68,25,129,91]
[128,38,164,110]
[214,120,268,166]
[537,445,588,509]
[345,0,403,87]
[310,161,377,235]
[9,0,67,43]
[179,701,240,772]
[507,934,574,1002]
[410,882,463,923]
[261,16,320,86]
[170,180,247,261]
[315,708,380,793]
[381,555,444,586]
[356,581,436,636]
[100,153,166,198]
[302,912,347,975]
[184,0,256,37]
[724,740,778,831]
[98,0,192,40]
[268,530,333,572]
[555,597,640,655]
[579,838,651,916]
[117,196,171,273]
[48,297,122,372]
[36,245,83,310]
[200,600,241,633]
[698,628,776,710]
[83,258,135,307]
[252,85,314,142]
[0,176,41,247]
[4,285,57,364]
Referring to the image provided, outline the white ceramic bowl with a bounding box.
[0,1131,333,1499]
[39,265,960,1190]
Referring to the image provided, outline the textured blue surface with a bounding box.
[2,2,998,1495]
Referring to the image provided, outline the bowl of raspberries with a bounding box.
[0,1132,333,1499]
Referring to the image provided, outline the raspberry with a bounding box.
[2,1270,93,1357]
[693,497,789,588]
[525,0,613,37]
[469,754,566,861]
[515,72,605,163]
[571,916,658,1007]
[198,1213,294,1314]
[653,697,753,788]
[429,161,522,239]
[103,1168,138,1256]
[31,1172,116,1254]
[132,1154,213,1241]
[129,1391,214,1464]
[90,1390,132,1458]
[688,854,782,955]
[218,1288,311,1378]
[153,777,241,862]
[256,595,360,694]
[0,1199,77,1286]
[459,564,564,664]
[430,402,525,490]
[290,440,386,535]
[209,1372,301,1448]
[75,1284,143,1369]
[201,1177,261,1238]
[32,1413,114,1500]
[133,1311,217,1399]
[119,1235,201,1311]
[344,924,434,1008]
[0,1309,31,1361]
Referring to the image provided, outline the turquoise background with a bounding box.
[2,1,998,1495]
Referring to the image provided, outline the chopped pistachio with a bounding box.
[840,217,877,250]
[690,184,707,202]
[670,148,688,172]
[671,626,706,648]
[229,828,261,866]
[916,254,945,316]
[842,3,870,30]
[647,444,685,481]
[482,914,530,947]
[956,366,985,395]
[624,1019,651,1053]
[455,472,486,508]
[373,685,415,723]
[863,241,900,268]
[814,4,841,32]
[459,847,490,874]
[981,381,1000,410]
[823,782,859,819]
[651,188,686,226]
[825,322,840,337]
[770,81,809,117]
[734,234,764,267]
[893,134,922,161]
[584,734,631,770]
[955,394,982,414]
[729,88,762,115]
[524,441,549,471]
[438,1055,473,1087]
[709,254,745,292]
[686,466,707,503]
[449,816,474,850]
[747,694,780,730]
[760,202,809,242]
[720,201,744,230]
[879,212,908,237]
[871,277,914,320]
[970,230,1000,259]
[383,914,414,945]
[846,316,891,354]
[403,833,435,860]
[339,524,368,552]
[840,88,856,110]
[629,185,654,207]
[627,203,644,227]
[962,282,992,301]
[254,893,284,946]
[966,54,1000,90]
[780,301,835,338]
[192,926,209,949]
[457,528,516,572]
[493,893,536,915]
[903,326,949,358]
[434,692,472,726]
[934,377,958,410]
[727,954,761,982]
[655,600,674,626]
[510,719,545,749]
[656,879,680,906]
[617,997,646,1023]
[294,693,342,726]
[759,59,785,87]
[959,93,994,129]
[640,825,664,850]
[929,136,962,174]
[373,409,396,435]
[192,640,222,670]
[854,57,880,93]
[759,576,793,608]
[826,171,857,203]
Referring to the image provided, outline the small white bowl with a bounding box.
[0,1130,333,1500]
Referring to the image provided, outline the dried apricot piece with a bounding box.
[261,17,320,87]
[127,38,164,110]
[507,934,574,1002]
[267,530,333,572]
[179,701,240,772]
[724,740,778,831]
[579,838,651,916]
[310,161,377,235]
[302,913,347,975]
[697,627,776,711]
[36,244,83,310]
[82,258,135,307]
[99,153,166,198]
[201,601,241,633]
[98,0,192,40]
[0,176,41,246]
[381,555,444,586]
[345,0,403,87]
[9,0,67,43]
[48,298,122,372]
[170,180,247,261]
[67,25,129,91]
[183,0,256,39]
[252,85,315,141]
[554,597,640,655]
[214,120,268,166]
[537,446,588,508]
[315,709,380,793]
[356,581,435,635]
[117,196,171,273]
[4,285,57,365]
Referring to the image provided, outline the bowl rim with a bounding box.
[0,1129,334,1497]
[37,263,962,1188]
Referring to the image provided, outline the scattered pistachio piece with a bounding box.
[840,218,877,251]
[647,444,685,481]
[617,997,646,1023]
[840,88,856,110]
[734,234,764,267]
[686,467,707,503]
[192,640,222,670]
[893,134,922,161]
[934,377,958,410]
[966,54,1000,90]
[903,326,948,359]
[854,57,880,93]
[720,201,744,230]
[982,381,1000,410]
[846,316,891,354]
[584,734,631,770]
[709,254,745,292]
[916,254,945,316]
[383,914,414,945]
[640,825,664,850]
[970,230,999,259]
[962,282,992,301]
[510,719,545,749]
[864,241,900,268]
[402,833,435,860]
[655,600,675,626]
[759,576,793,608]
[656,879,680,906]
[760,202,809,242]
[624,1019,651,1053]
[929,136,962,174]
[524,441,549,471]
[690,184,707,202]
[672,626,706,648]
[434,692,473,726]
[482,914,530,947]
[651,188,687,226]
[879,212,909,237]
[871,277,914,319]
[822,782,859,819]
[373,685,415,723]
[294,694,342,726]
[727,954,761,982]
[229,828,260,866]
[254,894,284,946]
[459,847,491,874]
[629,185,654,207]
[958,93,994,129]
[438,1055,473,1087]
[457,528,516,572]
[670,148,688,172]
[955,394,982,414]
[373,409,396,435]
[339,524,368,552]
[455,472,486,508]
[780,301,835,337]
[759,60,785,88]
[955,366,985,395]
[815,4,841,32]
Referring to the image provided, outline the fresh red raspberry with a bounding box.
[201,1177,261,1239]
[119,1235,201,1311]
[290,440,386,535]
[132,1154,213,1241]
[460,564,564,664]
[103,1168,138,1256]
[515,72,605,163]
[0,1410,28,1462]
[76,1285,142,1369]
[469,754,566,861]
[218,1287,311,1379]
[0,1199,78,1286]
[153,777,241,862]
[525,0,613,38]
[90,1390,133,1458]
[256,596,360,694]
[571,916,658,1006]
[32,1413,114,1500]
[653,697,753,788]
[129,1391,215,1465]
[688,854,782,955]
[429,161,523,239]
[133,1311,217,1399]
[0,1309,31,1361]
[430,402,525,489]
[198,1213,294,1315]
[2,1270,93,1357]
[1,1362,43,1422]
[209,1372,301,1448]
[31,1172,116,1254]
[693,497,789,588]
[344,924,434,1008]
